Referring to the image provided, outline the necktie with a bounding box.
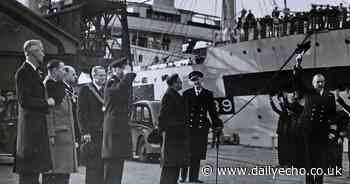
[195,87,201,96]
[36,69,43,79]
[99,87,104,95]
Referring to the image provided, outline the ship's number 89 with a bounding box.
[214,99,233,113]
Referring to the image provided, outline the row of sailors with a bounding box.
[218,4,350,43]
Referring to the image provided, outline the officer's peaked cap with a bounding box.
[188,71,203,81]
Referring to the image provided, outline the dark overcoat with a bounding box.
[15,62,52,173]
[158,87,189,167]
[270,99,290,166]
[293,66,336,170]
[101,73,136,160]
[288,102,304,168]
[44,79,78,173]
[77,83,104,166]
[183,87,223,160]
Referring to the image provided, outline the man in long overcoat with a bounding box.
[15,39,56,183]
[180,71,223,183]
[269,93,290,166]
[102,59,136,184]
[62,65,80,164]
[43,60,78,184]
[293,57,337,184]
[77,66,106,184]
[158,74,189,184]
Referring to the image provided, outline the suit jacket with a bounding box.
[158,87,188,167]
[77,83,104,165]
[102,73,136,160]
[15,62,51,173]
[183,87,222,159]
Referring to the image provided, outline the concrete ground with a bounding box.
[1,145,350,184]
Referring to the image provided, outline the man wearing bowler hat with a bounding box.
[180,71,223,183]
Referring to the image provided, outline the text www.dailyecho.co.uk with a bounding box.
[201,164,342,179]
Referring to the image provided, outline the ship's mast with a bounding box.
[284,0,288,10]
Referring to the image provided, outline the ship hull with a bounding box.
[134,29,350,147]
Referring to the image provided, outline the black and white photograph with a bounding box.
[1,0,350,184]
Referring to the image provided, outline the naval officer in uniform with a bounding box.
[180,71,223,183]
[293,56,337,184]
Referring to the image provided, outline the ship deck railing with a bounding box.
[216,12,350,44]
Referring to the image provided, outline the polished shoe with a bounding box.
[189,180,204,183]
[179,179,186,183]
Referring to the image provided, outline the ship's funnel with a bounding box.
[153,0,175,8]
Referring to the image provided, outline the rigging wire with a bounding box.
[222,31,313,124]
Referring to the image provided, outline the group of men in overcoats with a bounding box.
[13,38,350,184]
[14,40,79,184]
[158,71,223,184]
[14,39,136,184]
